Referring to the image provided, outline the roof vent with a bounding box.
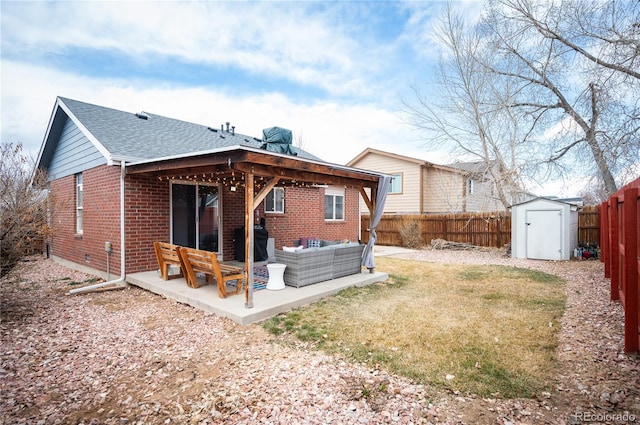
[135,111,149,120]
[220,122,235,134]
[207,126,218,132]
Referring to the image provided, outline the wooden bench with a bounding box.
[153,241,185,280]
[177,246,246,298]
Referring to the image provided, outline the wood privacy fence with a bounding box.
[600,177,640,353]
[361,208,601,249]
[579,206,600,246]
[361,212,512,248]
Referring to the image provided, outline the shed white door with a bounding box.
[525,210,562,260]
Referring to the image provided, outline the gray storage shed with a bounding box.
[510,197,579,261]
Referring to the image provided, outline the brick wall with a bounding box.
[216,185,360,260]
[124,174,170,273]
[51,167,361,272]
[253,186,360,251]
[220,187,246,260]
[49,165,122,275]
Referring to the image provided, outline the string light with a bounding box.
[155,170,344,190]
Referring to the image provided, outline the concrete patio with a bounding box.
[124,246,415,325]
[126,268,388,325]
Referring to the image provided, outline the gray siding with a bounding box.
[48,117,106,180]
[466,179,505,212]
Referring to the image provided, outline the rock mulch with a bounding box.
[1,249,639,424]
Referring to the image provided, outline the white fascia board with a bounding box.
[126,144,247,166]
[34,98,62,171]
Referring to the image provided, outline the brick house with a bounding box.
[36,98,386,288]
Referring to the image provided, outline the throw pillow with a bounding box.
[299,237,310,248]
[283,245,305,253]
[308,239,321,248]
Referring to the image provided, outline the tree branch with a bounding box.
[508,0,640,79]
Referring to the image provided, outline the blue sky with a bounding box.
[2,0,580,195]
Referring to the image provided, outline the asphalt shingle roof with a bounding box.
[445,160,488,174]
[59,97,320,162]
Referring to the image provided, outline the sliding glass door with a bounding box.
[197,185,220,252]
[171,182,220,252]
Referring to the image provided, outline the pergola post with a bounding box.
[368,186,377,273]
[244,171,255,308]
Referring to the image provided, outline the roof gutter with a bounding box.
[70,161,127,294]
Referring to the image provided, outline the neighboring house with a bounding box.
[546,196,584,207]
[445,159,533,211]
[347,148,515,214]
[36,97,385,281]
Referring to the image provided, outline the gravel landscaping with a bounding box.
[1,248,639,424]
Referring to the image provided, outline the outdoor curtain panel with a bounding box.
[361,175,392,269]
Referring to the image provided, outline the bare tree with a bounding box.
[405,4,531,209]
[579,176,609,206]
[406,0,638,198]
[294,130,307,152]
[480,0,639,195]
[0,142,52,278]
[510,0,640,80]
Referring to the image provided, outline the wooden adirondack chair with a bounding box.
[153,241,185,280]
[177,246,246,298]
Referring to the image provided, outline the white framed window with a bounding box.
[76,173,83,234]
[324,186,344,221]
[467,178,475,195]
[388,173,402,194]
[265,187,284,213]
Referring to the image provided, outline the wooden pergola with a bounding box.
[126,146,384,308]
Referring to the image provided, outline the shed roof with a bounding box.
[509,196,580,211]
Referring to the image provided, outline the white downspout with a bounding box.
[70,161,127,294]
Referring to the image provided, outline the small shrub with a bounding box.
[1,142,53,278]
[398,218,424,249]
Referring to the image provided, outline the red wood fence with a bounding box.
[600,177,640,353]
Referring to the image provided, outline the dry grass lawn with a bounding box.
[263,257,566,398]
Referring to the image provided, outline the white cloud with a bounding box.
[398,0,484,62]
[0,1,485,171]
[1,1,375,97]
[1,60,437,166]
[524,176,585,198]
[540,115,578,140]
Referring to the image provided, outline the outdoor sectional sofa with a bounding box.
[274,242,365,288]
